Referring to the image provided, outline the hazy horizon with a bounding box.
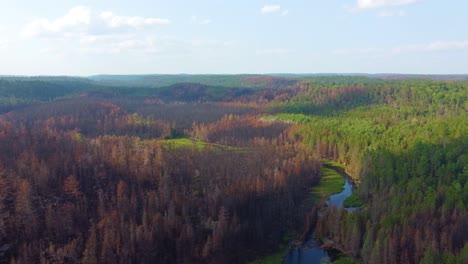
[2,73,468,78]
[1,0,467,75]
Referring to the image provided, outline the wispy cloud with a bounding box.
[356,0,418,9]
[100,11,170,28]
[260,5,289,16]
[393,40,468,54]
[426,40,468,51]
[21,6,170,38]
[261,5,281,14]
[21,6,91,38]
[379,10,406,17]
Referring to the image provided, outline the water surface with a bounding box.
[283,170,354,264]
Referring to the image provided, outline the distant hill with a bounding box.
[369,73,468,80]
[88,74,298,88]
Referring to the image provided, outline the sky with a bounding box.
[0,0,467,75]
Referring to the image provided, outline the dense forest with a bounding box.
[0,75,466,263]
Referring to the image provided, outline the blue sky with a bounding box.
[0,0,467,75]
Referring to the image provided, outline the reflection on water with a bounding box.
[283,172,354,264]
[327,177,352,207]
[283,246,330,264]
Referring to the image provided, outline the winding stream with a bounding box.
[283,171,355,264]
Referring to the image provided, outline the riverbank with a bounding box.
[249,164,348,264]
[310,166,345,203]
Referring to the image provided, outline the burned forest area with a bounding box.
[0,75,466,264]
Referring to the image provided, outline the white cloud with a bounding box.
[356,0,418,9]
[261,5,281,14]
[256,48,291,55]
[393,40,468,53]
[21,6,170,38]
[426,40,468,51]
[100,11,170,28]
[379,10,406,17]
[21,6,91,38]
[79,34,128,45]
[334,40,468,57]
[260,5,289,16]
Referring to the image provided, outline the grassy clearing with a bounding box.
[322,159,346,171]
[343,192,365,208]
[161,138,207,150]
[310,167,345,203]
[160,138,245,152]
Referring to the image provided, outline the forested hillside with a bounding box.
[271,78,468,263]
[0,75,466,263]
[89,74,298,89]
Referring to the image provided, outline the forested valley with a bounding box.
[0,74,466,264]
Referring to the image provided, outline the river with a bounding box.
[282,171,355,264]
